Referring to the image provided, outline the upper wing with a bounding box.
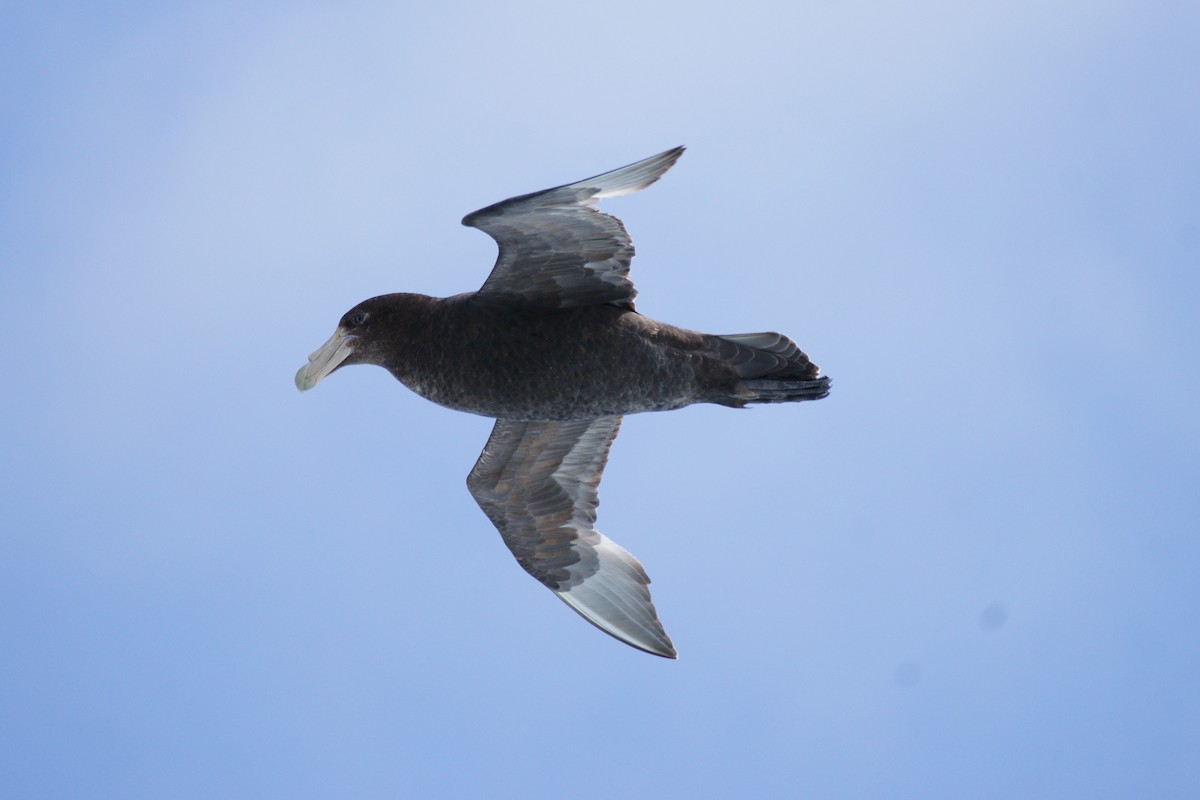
[462,147,685,310]
[466,416,676,658]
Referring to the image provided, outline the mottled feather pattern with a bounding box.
[464,148,683,311]
[298,147,826,658]
[465,417,673,656]
[468,418,621,589]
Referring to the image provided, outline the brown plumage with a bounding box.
[296,147,829,657]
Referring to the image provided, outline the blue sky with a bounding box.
[3,1,1198,797]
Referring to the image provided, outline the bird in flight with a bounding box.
[296,147,829,658]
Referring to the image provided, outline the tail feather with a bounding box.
[740,375,831,403]
[714,332,819,379]
[711,331,831,406]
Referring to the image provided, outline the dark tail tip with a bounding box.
[741,374,831,404]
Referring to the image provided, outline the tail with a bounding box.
[712,332,831,406]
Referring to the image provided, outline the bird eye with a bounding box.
[349,312,368,326]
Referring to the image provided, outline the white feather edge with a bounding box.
[567,147,685,201]
[553,532,677,658]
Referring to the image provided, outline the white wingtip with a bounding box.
[568,146,686,200]
[554,534,677,658]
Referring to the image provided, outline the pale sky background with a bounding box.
[3,1,1198,798]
